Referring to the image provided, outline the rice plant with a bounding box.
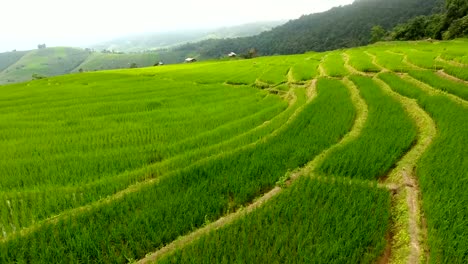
[379,72,468,263]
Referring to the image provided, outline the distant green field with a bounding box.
[0,47,89,84]
[0,39,467,263]
[0,50,28,72]
[72,52,159,72]
[0,48,160,84]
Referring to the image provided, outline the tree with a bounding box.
[435,0,468,38]
[443,14,468,39]
[129,63,138,68]
[391,16,429,40]
[370,25,387,43]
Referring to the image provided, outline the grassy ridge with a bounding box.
[0,78,355,263]
[317,76,417,180]
[0,39,467,263]
[409,70,468,100]
[347,50,381,73]
[0,72,288,231]
[291,54,322,82]
[379,73,468,263]
[159,177,390,264]
[322,53,349,77]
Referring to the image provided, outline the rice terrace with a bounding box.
[0,37,466,263]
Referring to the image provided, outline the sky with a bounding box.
[0,0,354,52]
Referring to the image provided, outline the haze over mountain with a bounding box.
[91,21,287,53]
[0,0,353,52]
[159,0,443,61]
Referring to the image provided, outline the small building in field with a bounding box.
[228,52,237,57]
[185,58,197,63]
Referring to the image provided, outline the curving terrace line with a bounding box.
[375,75,437,264]
[136,76,369,263]
[0,78,310,244]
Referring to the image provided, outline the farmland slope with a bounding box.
[0,39,467,264]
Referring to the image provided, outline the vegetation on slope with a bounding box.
[317,76,417,180]
[0,51,28,72]
[379,73,468,263]
[375,0,468,41]
[158,0,441,62]
[0,78,356,263]
[0,47,89,84]
[72,53,159,72]
[409,70,468,100]
[159,178,390,264]
[0,39,466,263]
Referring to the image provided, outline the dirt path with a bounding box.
[287,67,295,84]
[436,56,467,67]
[136,78,369,263]
[318,55,328,77]
[375,76,437,264]
[436,70,468,85]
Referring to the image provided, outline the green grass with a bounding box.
[405,49,441,70]
[409,70,468,100]
[0,39,467,263]
[73,52,159,72]
[322,52,349,77]
[347,50,381,73]
[317,75,417,180]
[0,78,356,263]
[368,49,409,72]
[291,55,321,82]
[0,70,289,230]
[379,72,468,263]
[441,64,468,81]
[159,177,390,264]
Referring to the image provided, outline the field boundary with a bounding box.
[375,75,437,264]
[0,81,311,244]
[136,77,369,263]
[436,69,468,85]
[402,74,468,107]
[343,52,378,77]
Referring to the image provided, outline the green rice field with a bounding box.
[0,39,467,263]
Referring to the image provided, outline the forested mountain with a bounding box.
[159,0,442,62]
[389,0,468,40]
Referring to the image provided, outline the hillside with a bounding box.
[159,0,442,61]
[0,48,160,84]
[0,39,467,263]
[91,21,286,53]
[71,52,159,72]
[0,47,89,84]
[0,50,28,72]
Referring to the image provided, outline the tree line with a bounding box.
[372,0,468,42]
[158,0,443,63]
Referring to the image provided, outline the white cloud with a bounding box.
[0,0,354,52]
